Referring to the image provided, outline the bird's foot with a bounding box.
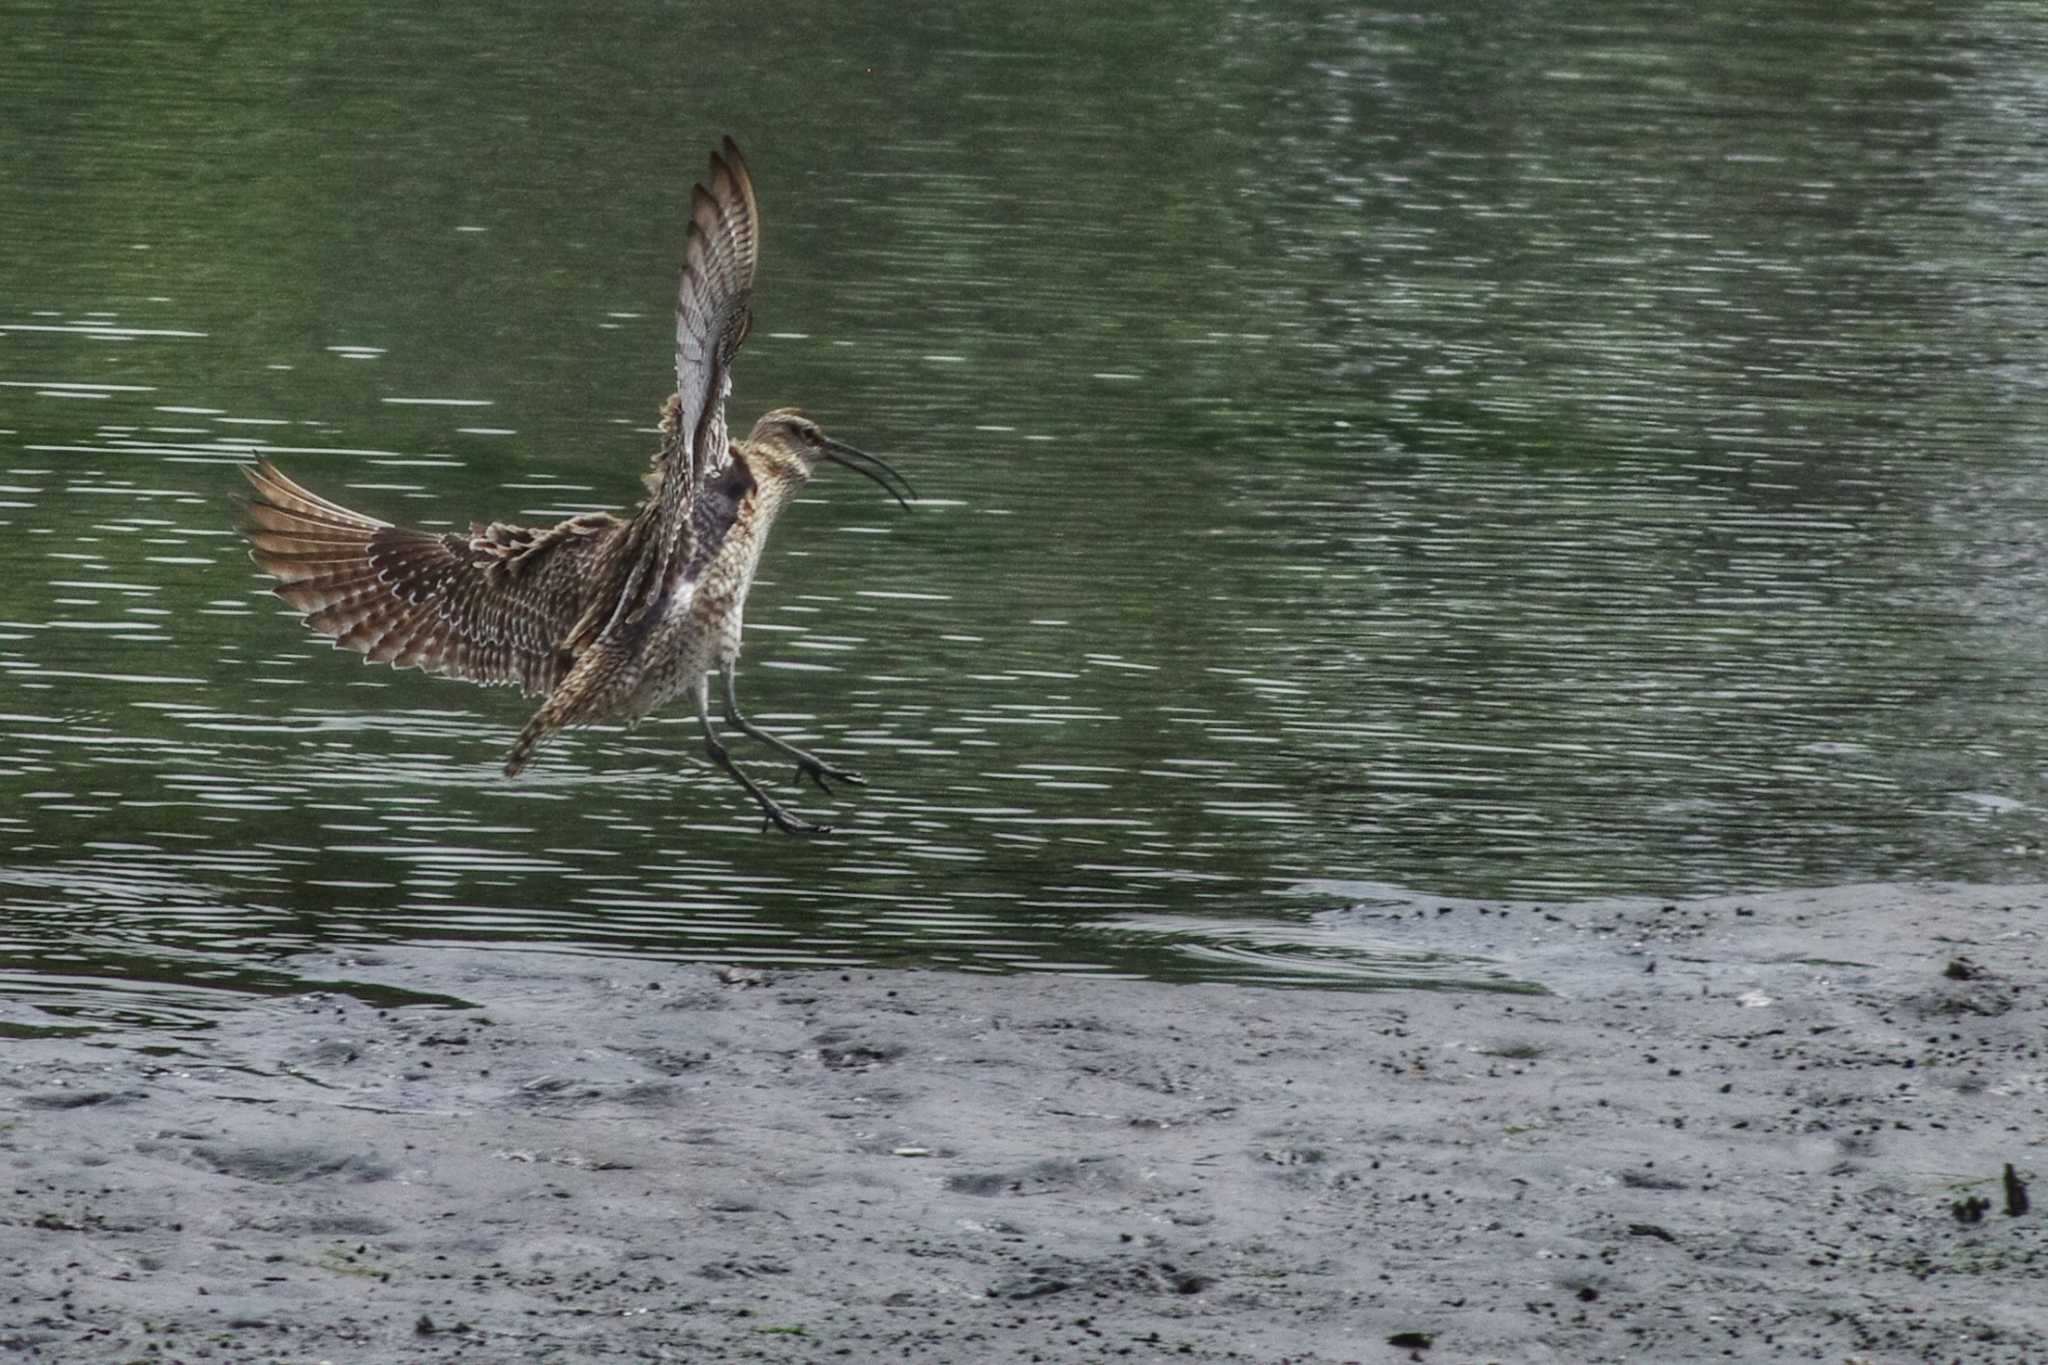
[756,795,834,837]
[793,756,865,795]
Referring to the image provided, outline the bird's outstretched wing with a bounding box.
[499,139,762,771]
[673,136,759,489]
[239,460,624,697]
[587,136,759,649]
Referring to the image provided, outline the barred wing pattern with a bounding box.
[586,136,760,649]
[240,460,623,697]
[673,136,759,489]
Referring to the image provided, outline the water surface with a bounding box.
[5,1,2048,1027]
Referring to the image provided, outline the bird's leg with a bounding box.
[721,663,866,794]
[697,675,829,835]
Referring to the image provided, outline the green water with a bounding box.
[5,1,2048,1025]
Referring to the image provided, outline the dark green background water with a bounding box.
[5,1,2047,1025]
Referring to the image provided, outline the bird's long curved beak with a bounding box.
[823,439,918,512]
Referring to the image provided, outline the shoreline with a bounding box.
[4,882,2045,1362]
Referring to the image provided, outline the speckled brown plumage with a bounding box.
[239,138,917,833]
[240,459,623,697]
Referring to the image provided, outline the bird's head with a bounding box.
[745,408,917,511]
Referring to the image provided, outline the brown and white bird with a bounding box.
[238,138,917,833]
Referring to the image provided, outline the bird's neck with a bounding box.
[727,441,808,527]
[703,447,806,583]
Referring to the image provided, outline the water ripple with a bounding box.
[4,3,2048,1029]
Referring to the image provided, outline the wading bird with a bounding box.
[238,138,916,833]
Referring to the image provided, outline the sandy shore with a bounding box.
[3,882,2045,1363]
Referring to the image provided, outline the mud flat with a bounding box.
[3,882,2044,1363]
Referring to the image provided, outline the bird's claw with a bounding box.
[794,759,865,794]
[758,801,832,837]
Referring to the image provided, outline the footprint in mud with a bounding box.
[813,1026,909,1071]
[989,1256,1214,1301]
[188,1142,394,1184]
[944,1157,1138,1198]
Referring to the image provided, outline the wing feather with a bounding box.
[673,136,759,487]
[239,460,624,697]
[590,136,759,648]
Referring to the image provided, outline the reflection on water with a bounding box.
[4,2,2048,1028]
